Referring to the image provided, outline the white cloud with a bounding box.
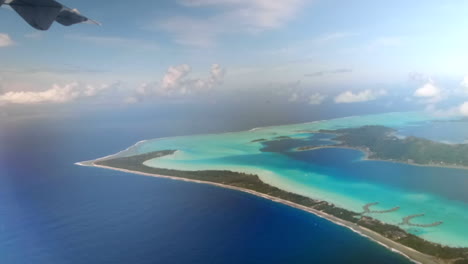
[334,89,387,103]
[0,83,81,104]
[461,76,468,87]
[424,104,459,118]
[0,82,115,105]
[414,82,440,97]
[161,64,192,94]
[153,0,306,47]
[134,64,226,100]
[0,33,14,47]
[460,76,468,93]
[309,93,326,105]
[414,81,442,102]
[426,102,468,117]
[83,83,114,97]
[460,102,468,116]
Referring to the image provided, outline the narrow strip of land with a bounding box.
[362,202,400,214]
[400,214,444,228]
[77,160,445,264]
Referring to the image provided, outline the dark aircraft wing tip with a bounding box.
[5,0,99,30]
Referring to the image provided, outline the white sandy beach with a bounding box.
[78,160,446,264]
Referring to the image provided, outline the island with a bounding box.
[80,148,468,264]
[251,138,267,143]
[298,125,468,169]
[78,110,468,264]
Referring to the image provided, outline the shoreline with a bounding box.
[96,111,434,159]
[295,145,468,171]
[74,113,467,263]
[78,160,445,264]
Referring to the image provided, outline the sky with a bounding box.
[1,0,468,119]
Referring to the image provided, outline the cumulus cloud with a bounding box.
[424,104,458,117]
[460,102,468,116]
[0,83,81,104]
[412,80,445,104]
[161,63,225,95]
[154,0,306,47]
[334,89,387,103]
[414,81,440,98]
[460,76,468,94]
[0,82,115,105]
[130,64,226,102]
[425,102,468,118]
[409,74,447,103]
[461,76,468,87]
[160,64,192,95]
[83,83,115,97]
[0,33,14,47]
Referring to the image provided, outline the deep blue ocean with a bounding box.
[0,104,412,264]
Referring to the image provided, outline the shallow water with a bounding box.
[0,109,413,264]
[136,112,468,247]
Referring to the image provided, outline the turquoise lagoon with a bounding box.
[114,112,468,247]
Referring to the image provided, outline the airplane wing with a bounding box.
[2,0,99,30]
[7,0,63,30]
[55,8,98,26]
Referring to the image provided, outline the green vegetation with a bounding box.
[398,235,468,260]
[96,151,323,207]
[251,138,267,142]
[96,150,468,263]
[320,125,468,168]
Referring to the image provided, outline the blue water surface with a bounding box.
[286,148,468,203]
[0,106,412,264]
